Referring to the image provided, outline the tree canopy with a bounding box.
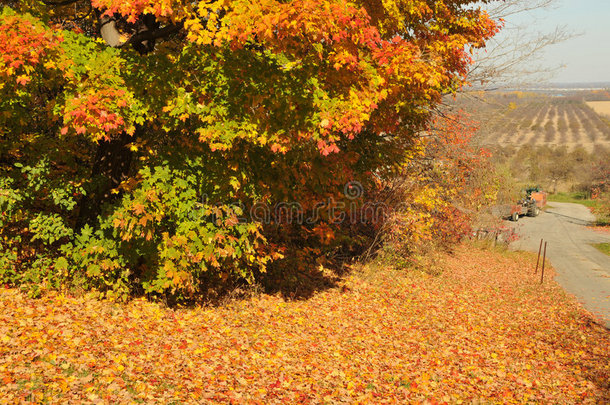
[0,0,499,300]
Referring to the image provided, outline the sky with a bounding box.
[503,0,610,83]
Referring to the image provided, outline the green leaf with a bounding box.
[55,257,69,271]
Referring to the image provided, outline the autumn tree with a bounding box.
[0,0,499,299]
[377,111,498,269]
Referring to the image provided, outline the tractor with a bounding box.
[509,187,547,222]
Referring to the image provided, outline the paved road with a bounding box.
[509,202,610,328]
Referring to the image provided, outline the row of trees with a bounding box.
[491,144,610,196]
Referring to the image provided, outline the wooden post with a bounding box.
[540,242,547,284]
[535,239,543,274]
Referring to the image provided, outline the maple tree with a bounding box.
[0,0,499,298]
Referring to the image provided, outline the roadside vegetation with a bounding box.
[593,243,610,256]
[548,192,599,207]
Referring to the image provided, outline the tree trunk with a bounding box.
[73,10,158,230]
[74,131,135,230]
[73,11,180,229]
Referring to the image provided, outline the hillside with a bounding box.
[459,91,610,153]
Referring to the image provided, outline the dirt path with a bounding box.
[509,202,610,328]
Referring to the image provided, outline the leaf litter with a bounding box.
[1,245,608,403]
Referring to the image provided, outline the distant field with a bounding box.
[586,101,610,117]
[460,92,610,152]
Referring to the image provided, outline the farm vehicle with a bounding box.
[508,188,547,221]
[489,187,547,222]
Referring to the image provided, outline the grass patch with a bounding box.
[548,192,610,226]
[593,243,610,256]
[548,192,599,208]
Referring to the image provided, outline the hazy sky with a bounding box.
[504,0,610,83]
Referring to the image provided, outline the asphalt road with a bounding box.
[509,202,610,328]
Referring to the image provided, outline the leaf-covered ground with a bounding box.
[1,245,609,403]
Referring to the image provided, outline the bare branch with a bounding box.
[469,0,574,88]
[485,0,558,19]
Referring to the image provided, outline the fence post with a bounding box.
[535,239,543,274]
[540,242,547,284]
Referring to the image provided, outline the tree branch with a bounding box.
[98,14,122,47]
[119,22,183,51]
[42,0,81,6]
[96,9,183,54]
